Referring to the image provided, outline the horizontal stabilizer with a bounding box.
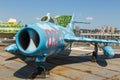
[58,21,90,24]
[73,21,90,24]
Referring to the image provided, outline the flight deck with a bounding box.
[0,45,120,80]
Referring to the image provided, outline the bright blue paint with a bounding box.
[4,44,18,53]
[103,46,115,58]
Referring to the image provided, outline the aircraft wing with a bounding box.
[64,35,120,44]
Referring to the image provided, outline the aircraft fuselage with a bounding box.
[16,21,74,58]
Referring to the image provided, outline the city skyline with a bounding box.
[0,0,120,29]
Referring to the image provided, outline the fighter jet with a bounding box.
[5,13,120,77]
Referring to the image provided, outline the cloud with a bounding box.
[36,17,41,20]
[86,17,93,20]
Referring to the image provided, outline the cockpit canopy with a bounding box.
[40,13,72,27]
[40,16,57,24]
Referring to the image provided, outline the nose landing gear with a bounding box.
[29,62,49,79]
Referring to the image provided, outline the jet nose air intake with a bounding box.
[17,28,40,55]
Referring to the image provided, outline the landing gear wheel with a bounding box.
[91,43,98,62]
[91,52,97,62]
[29,63,49,79]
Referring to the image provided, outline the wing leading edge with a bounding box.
[64,36,120,44]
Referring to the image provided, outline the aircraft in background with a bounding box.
[5,13,120,77]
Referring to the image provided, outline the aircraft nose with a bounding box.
[16,27,40,55]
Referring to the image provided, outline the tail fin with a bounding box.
[67,15,90,31]
[67,15,75,31]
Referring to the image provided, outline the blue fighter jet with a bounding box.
[5,13,120,77]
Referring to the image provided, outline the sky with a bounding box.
[0,0,120,29]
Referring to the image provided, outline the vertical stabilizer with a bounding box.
[67,14,75,31]
[67,15,90,31]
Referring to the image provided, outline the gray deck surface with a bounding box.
[0,46,120,80]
